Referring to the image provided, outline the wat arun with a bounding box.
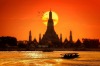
[39,11,61,47]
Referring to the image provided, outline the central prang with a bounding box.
[39,11,61,47]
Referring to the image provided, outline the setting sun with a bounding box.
[42,11,58,26]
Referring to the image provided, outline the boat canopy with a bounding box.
[61,53,79,55]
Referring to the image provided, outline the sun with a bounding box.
[42,11,58,26]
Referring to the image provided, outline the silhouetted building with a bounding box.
[0,36,17,47]
[75,39,82,48]
[29,30,32,42]
[39,33,41,43]
[64,38,68,44]
[65,31,74,48]
[63,38,69,48]
[82,38,99,48]
[29,38,38,48]
[18,41,26,48]
[33,38,38,45]
[0,36,17,50]
[60,34,62,43]
[40,11,60,47]
[69,30,73,43]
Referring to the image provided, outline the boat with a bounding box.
[61,53,79,59]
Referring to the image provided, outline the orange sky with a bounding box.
[0,0,100,42]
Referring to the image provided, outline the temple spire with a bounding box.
[49,10,52,19]
[29,30,32,42]
[60,33,62,43]
[39,33,41,43]
[47,10,54,30]
[69,30,73,42]
[40,10,60,46]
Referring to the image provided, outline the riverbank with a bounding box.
[0,47,100,51]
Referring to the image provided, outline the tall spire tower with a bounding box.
[49,10,52,19]
[41,10,59,45]
[47,10,54,31]
[29,30,32,42]
[69,30,73,42]
[60,34,62,43]
[39,33,41,43]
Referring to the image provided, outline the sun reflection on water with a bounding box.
[54,59,63,63]
[0,51,100,66]
[44,63,53,66]
[25,52,43,58]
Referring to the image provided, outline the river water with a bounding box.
[0,51,100,66]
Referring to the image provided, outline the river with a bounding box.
[0,51,100,66]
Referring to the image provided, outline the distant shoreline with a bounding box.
[0,48,100,51]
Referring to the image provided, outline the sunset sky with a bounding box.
[0,0,100,42]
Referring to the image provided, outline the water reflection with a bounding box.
[0,51,100,66]
[26,52,43,58]
[54,59,63,63]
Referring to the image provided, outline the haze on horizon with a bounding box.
[0,0,100,41]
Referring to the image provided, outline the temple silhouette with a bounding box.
[0,11,100,51]
[39,11,60,47]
